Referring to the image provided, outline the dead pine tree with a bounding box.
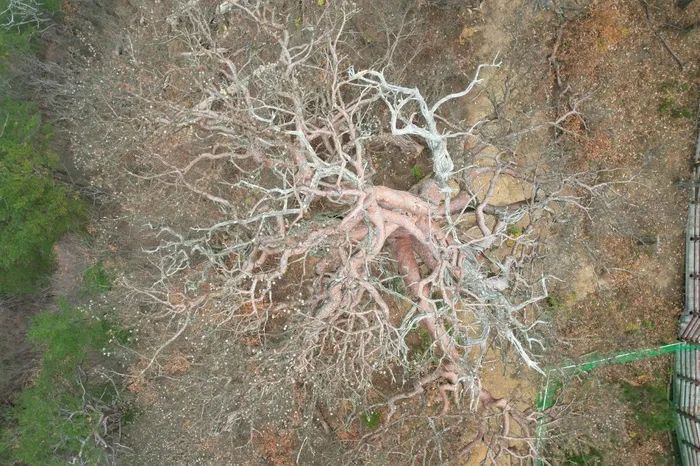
[127,0,612,462]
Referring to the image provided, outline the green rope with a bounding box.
[534,342,700,465]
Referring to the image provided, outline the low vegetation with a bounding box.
[81,261,113,296]
[0,302,129,465]
[620,381,674,433]
[0,0,84,294]
[0,98,85,293]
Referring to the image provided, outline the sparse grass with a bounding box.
[657,80,695,120]
[657,80,690,93]
[658,97,695,119]
[620,381,673,433]
[544,293,565,318]
[387,275,407,296]
[410,164,425,182]
[546,294,562,309]
[564,448,603,465]
[641,319,655,330]
[506,224,523,247]
[409,325,433,358]
[81,261,113,296]
[360,411,381,429]
[39,0,62,14]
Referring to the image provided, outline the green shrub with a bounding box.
[658,98,695,119]
[0,304,126,465]
[0,98,85,294]
[409,325,433,358]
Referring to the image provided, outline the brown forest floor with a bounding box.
[16,0,699,464]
